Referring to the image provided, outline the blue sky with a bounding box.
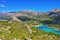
[0,0,60,12]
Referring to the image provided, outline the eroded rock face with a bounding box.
[27,26,32,34]
[48,9,60,24]
[48,8,60,16]
[12,17,20,21]
[25,37,32,40]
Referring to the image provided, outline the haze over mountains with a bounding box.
[0,8,60,22]
[0,8,60,15]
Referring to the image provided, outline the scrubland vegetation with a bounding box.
[0,20,60,40]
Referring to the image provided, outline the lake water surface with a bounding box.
[35,24,60,34]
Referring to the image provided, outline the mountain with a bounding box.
[48,8,60,16]
[0,9,60,23]
[0,9,60,40]
[48,8,60,23]
[0,20,60,40]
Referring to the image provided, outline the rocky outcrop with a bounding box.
[25,37,32,40]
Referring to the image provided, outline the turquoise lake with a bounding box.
[35,24,60,34]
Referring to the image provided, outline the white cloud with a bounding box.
[0,4,5,8]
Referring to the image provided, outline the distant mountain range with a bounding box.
[0,8,60,23]
[0,10,48,17]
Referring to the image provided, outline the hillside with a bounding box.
[0,9,60,40]
[0,20,60,40]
